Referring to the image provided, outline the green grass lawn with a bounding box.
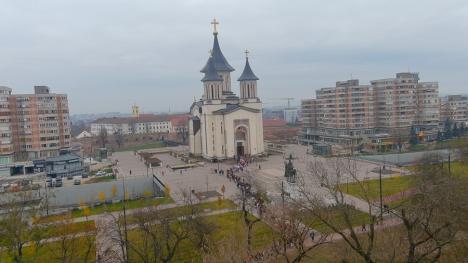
[0,236,96,263]
[38,220,96,239]
[127,210,273,263]
[71,196,174,218]
[342,175,414,200]
[124,199,238,225]
[303,206,372,234]
[40,196,174,222]
[116,141,166,152]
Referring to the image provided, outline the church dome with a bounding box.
[201,56,223,82]
[237,57,259,81]
[201,33,235,73]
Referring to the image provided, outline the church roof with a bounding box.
[201,56,223,82]
[237,57,259,81]
[212,104,260,115]
[201,33,235,73]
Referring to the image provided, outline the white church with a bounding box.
[189,20,265,161]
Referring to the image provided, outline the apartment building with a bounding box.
[9,86,71,160]
[301,73,440,148]
[301,99,318,142]
[440,95,468,126]
[301,80,375,145]
[371,73,439,137]
[0,87,14,175]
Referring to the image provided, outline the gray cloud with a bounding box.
[0,0,467,114]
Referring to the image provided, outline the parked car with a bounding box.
[82,173,88,178]
[67,175,73,180]
[55,178,63,187]
[96,171,106,177]
[46,178,52,187]
[73,178,81,185]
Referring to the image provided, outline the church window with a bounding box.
[210,85,214,99]
[247,88,250,98]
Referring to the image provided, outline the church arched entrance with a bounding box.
[235,126,249,159]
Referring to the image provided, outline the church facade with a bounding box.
[189,23,264,160]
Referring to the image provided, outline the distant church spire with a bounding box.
[238,50,259,81]
[200,19,234,73]
[238,50,259,99]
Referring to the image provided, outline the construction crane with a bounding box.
[268,98,295,109]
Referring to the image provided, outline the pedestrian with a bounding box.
[309,231,315,241]
[258,164,261,170]
[361,224,366,232]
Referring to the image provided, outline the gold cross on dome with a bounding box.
[211,18,219,33]
[245,49,249,58]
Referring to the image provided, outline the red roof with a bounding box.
[263,119,287,127]
[169,114,190,127]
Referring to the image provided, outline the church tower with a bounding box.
[200,19,235,93]
[238,51,259,100]
[189,19,264,160]
[201,56,223,101]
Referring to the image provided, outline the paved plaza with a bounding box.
[109,144,407,204]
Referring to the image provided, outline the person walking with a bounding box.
[309,231,315,241]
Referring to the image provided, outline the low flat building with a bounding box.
[45,152,85,178]
[90,114,190,136]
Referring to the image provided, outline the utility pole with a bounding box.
[379,167,383,221]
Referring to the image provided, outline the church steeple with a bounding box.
[201,56,222,82]
[201,56,223,101]
[238,50,259,99]
[200,19,234,93]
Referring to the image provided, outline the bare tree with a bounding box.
[292,157,381,263]
[0,192,42,263]
[110,190,214,263]
[393,154,462,263]
[98,127,108,148]
[292,153,466,262]
[237,173,268,257]
[266,204,328,263]
[44,214,96,263]
[115,130,125,149]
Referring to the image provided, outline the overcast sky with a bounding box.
[1,0,467,114]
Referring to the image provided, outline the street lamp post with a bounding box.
[379,166,383,221]
[122,169,130,261]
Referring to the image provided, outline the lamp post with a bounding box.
[122,169,130,261]
[379,166,383,221]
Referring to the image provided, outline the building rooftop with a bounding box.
[46,153,81,163]
[263,119,287,127]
